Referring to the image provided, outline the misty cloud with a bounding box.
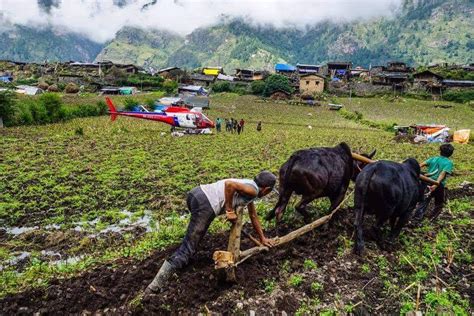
[0,0,401,42]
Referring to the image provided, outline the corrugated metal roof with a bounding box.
[442,80,474,86]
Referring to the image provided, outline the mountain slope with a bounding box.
[0,0,472,68]
[96,0,473,70]
[0,25,103,62]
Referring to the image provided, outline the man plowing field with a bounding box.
[145,171,277,295]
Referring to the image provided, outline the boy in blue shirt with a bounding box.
[413,144,454,222]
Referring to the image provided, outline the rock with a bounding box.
[236,302,243,309]
[18,307,28,312]
[250,310,256,316]
[282,311,288,316]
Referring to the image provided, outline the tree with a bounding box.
[0,91,16,127]
[212,81,232,93]
[250,80,265,95]
[263,74,293,97]
[39,93,64,122]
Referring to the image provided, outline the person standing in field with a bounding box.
[257,121,262,132]
[413,144,454,222]
[237,121,242,135]
[145,171,277,295]
[240,119,245,133]
[216,118,222,132]
[233,119,238,134]
[230,118,235,133]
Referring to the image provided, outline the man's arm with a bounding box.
[429,171,447,192]
[420,162,427,168]
[224,180,257,213]
[247,202,274,247]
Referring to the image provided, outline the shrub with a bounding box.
[163,79,178,94]
[57,82,66,91]
[0,91,16,126]
[443,89,474,103]
[96,101,108,115]
[145,98,157,111]
[39,93,64,122]
[123,98,139,111]
[16,102,34,125]
[263,74,293,97]
[29,101,49,124]
[64,83,80,94]
[212,81,233,93]
[250,80,265,95]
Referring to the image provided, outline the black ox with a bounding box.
[353,158,423,255]
[267,142,375,222]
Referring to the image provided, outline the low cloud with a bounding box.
[0,0,401,42]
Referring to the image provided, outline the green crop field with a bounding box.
[0,93,473,314]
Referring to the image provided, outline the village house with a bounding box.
[178,85,208,96]
[413,70,444,95]
[216,73,235,81]
[372,72,409,90]
[235,68,254,81]
[275,63,296,74]
[326,61,352,80]
[442,79,474,88]
[270,89,291,100]
[350,66,370,79]
[100,86,138,95]
[296,63,322,75]
[234,69,268,81]
[157,66,184,80]
[299,74,325,94]
[386,61,413,73]
[202,67,224,76]
[413,70,444,85]
[190,73,215,87]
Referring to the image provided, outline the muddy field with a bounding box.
[1,187,472,315]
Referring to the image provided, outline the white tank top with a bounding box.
[200,179,259,215]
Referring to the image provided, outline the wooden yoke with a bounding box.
[351,152,439,186]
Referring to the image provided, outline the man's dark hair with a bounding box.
[254,171,276,188]
[440,144,454,157]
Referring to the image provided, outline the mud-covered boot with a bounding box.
[145,260,174,295]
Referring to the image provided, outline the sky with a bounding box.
[0,0,401,42]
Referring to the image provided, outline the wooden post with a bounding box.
[351,152,439,186]
[224,206,244,282]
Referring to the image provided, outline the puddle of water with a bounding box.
[1,210,156,238]
[50,255,84,266]
[0,226,38,236]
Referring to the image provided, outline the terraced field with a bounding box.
[0,93,472,314]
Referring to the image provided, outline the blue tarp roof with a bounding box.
[275,63,296,72]
[0,76,12,83]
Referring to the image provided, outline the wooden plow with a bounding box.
[213,152,439,281]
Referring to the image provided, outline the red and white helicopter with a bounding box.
[106,97,215,133]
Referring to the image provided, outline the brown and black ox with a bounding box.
[353,158,424,255]
[267,142,375,223]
